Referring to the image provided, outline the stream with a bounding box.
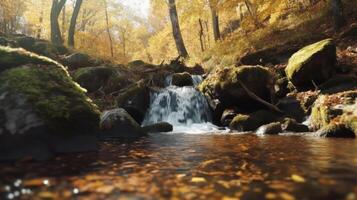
[1,133,357,199]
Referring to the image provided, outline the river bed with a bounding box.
[1,133,357,200]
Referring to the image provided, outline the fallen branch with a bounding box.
[237,80,284,114]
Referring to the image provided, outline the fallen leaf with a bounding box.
[191,177,206,183]
[291,174,306,183]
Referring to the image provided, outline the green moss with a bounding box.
[229,110,280,131]
[0,65,100,135]
[285,39,335,85]
[0,45,66,73]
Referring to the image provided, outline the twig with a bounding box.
[237,80,284,114]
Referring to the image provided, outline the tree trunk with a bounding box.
[210,7,220,41]
[331,0,346,31]
[168,0,188,58]
[104,0,114,58]
[51,0,67,45]
[198,18,205,52]
[68,0,83,47]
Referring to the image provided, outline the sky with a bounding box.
[121,0,150,18]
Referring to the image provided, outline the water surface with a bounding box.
[1,133,357,200]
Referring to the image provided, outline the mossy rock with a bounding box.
[256,122,282,135]
[100,108,145,138]
[317,123,355,138]
[171,72,193,87]
[229,110,280,131]
[116,80,150,124]
[63,52,93,69]
[0,65,100,135]
[285,39,336,89]
[310,90,357,137]
[282,118,310,132]
[73,66,128,93]
[199,65,273,108]
[0,45,63,73]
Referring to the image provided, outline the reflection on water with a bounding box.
[1,133,357,200]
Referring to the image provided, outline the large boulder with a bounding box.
[171,72,193,87]
[0,48,100,161]
[116,80,150,124]
[63,52,93,69]
[285,39,336,89]
[100,108,146,138]
[73,66,130,93]
[198,65,273,118]
[310,90,356,137]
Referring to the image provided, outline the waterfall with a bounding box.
[143,75,220,133]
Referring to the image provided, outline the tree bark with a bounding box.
[51,0,67,45]
[68,0,83,47]
[104,0,114,58]
[331,0,346,31]
[198,18,205,52]
[168,0,189,58]
[210,7,220,41]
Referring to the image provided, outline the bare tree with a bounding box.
[68,0,83,47]
[51,0,67,45]
[168,0,189,58]
[104,0,114,58]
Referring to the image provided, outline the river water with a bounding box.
[1,133,357,200]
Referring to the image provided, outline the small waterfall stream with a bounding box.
[142,75,220,133]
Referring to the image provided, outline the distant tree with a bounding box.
[104,0,114,58]
[331,0,346,31]
[68,0,83,47]
[168,0,189,58]
[209,0,221,41]
[51,0,67,45]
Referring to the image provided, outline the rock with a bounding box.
[116,80,150,124]
[73,66,129,93]
[310,90,356,134]
[0,59,100,161]
[239,46,299,66]
[256,122,282,135]
[142,122,173,133]
[229,110,280,132]
[319,75,357,94]
[199,65,273,109]
[221,108,239,126]
[276,97,306,122]
[63,52,93,69]
[171,72,193,87]
[317,124,355,138]
[282,118,309,132]
[100,108,145,138]
[0,45,62,73]
[275,77,289,98]
[285,39,336,89]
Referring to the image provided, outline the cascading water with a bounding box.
[142,75,220,133]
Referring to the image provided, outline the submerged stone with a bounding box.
[143,122,173,133]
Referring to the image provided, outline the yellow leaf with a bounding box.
[279,192,296,200]
[291,174,306,183]
[191,177,206,183]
